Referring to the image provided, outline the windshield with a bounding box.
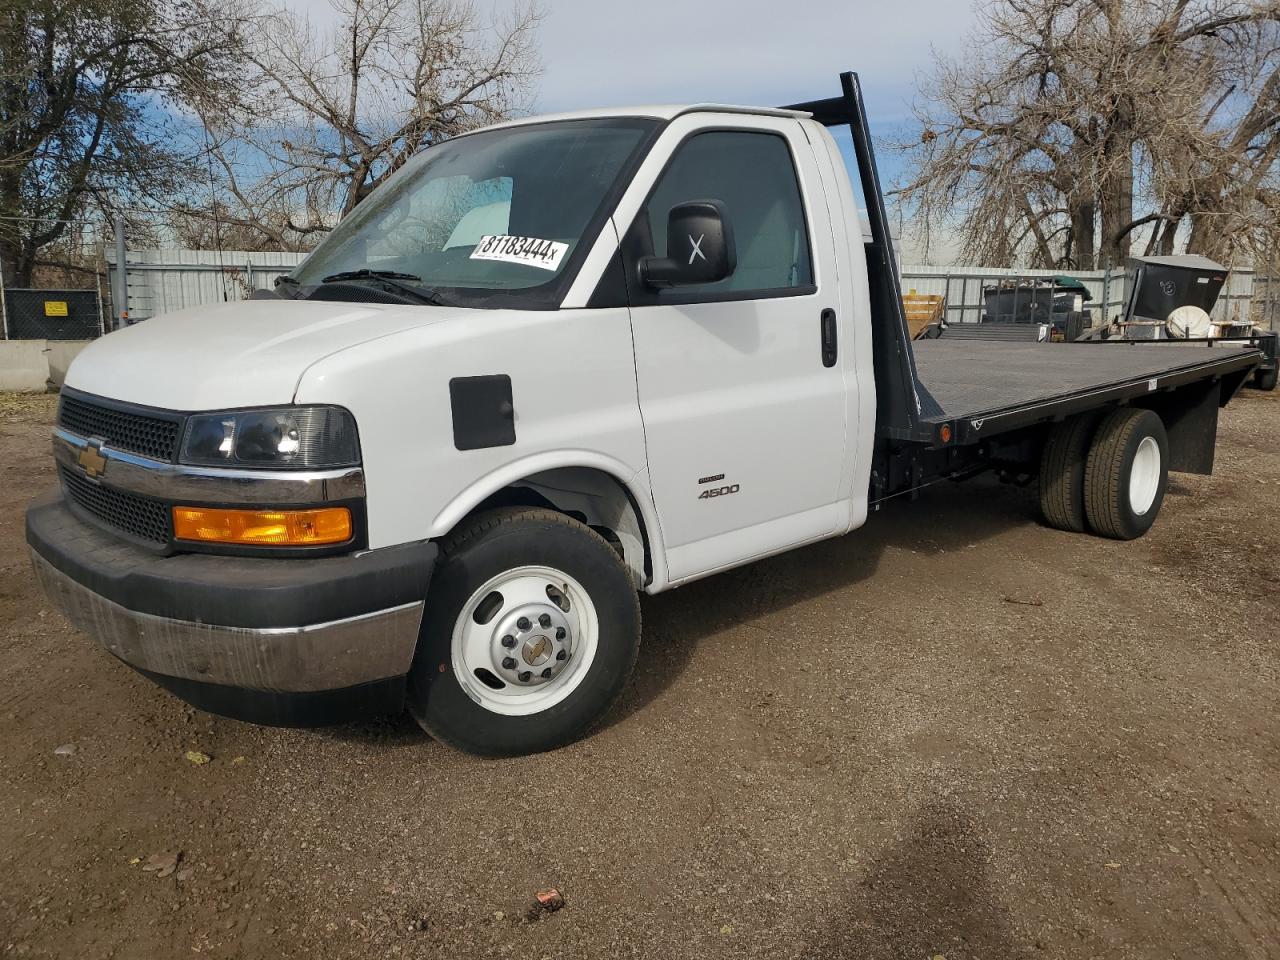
[288,118,657,308]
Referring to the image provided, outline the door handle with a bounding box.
[820,308,838,367]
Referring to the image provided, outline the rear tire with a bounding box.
[1255,366,1277,391]
[1083,408,1169,540]
[1038,413,1101,532]
[407,507,640,756]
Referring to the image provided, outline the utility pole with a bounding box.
[0,254,8,340]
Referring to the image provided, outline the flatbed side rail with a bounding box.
[784,72,941,445]
[1078,332,1275,355]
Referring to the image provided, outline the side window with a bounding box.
[636,130,813,299]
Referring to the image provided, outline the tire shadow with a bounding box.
[803,799,1027,960]
[607,474,1039,727]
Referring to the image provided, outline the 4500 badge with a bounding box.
[697,474,740,500]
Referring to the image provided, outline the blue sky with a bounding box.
[530,0,970,115]
[291,0,975,191]
[532,0,976,201]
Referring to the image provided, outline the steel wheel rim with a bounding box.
[451,565,599,716]
[1129,435,1161,516]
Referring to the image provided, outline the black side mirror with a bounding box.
[640,200,736,287]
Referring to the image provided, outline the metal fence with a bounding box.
[2,288,104,339]
[3,208,1275,337]
[1250,273,1280,331]
[0,217,113,339]
[95,249,1278,333]
[899,265,1273,330]
[104,248,309,323]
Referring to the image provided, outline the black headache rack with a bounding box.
[783,73,1264,460]
[784,73,944,446]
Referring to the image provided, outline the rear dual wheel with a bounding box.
[1039,407,1169,540]
[1083,408,1168,540]
[1038,412,1101,532]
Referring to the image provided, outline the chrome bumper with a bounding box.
[32,550,424,693]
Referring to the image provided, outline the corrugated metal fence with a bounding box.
[106,249,1278,331]
[900,265,1272,328]
[106,249,307,322]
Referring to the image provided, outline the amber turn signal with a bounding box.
[172,506,353,546]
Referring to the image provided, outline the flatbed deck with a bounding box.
[912,340,1262,443]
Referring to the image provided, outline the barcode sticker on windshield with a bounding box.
[470,235,568,272]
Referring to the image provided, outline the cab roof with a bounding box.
[479,104,811,132]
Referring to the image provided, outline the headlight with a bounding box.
[180,406,360,469]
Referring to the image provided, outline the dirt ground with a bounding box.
[1,387,1277,960]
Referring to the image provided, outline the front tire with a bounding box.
[1083,408,1169,540]
[407,507,641,756]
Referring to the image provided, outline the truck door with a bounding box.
[618,116,847,583]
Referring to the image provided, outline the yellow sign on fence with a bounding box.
[43,300,69,317]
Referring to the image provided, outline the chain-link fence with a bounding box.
[0,217,112,340]
[2,289,103,339]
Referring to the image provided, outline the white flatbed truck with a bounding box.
[28,73,1262,755]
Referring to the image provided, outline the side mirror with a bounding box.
[640,200,736,287]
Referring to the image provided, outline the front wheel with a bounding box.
[407,507,641,756]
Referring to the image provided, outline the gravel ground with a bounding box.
[1,387,1277,960]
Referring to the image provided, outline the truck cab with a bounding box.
[27,74,1261,756]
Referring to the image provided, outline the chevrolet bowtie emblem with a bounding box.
[77,441,107,478]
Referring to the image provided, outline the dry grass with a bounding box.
[0,392,57,423]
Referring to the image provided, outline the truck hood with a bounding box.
[64,299,446,410]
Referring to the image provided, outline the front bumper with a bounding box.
[26,489,437,725]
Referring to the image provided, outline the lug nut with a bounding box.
[555,627,566,640]
[518,671,532,682]
[538,613,552,628]
[556,649,568,661]
[502,656,517,670]
[517,617,531,630]
[501,635,516,648]
[541,667,553,679]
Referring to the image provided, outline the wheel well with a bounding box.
[459,468,652,588]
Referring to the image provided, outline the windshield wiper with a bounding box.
[319,268,451,306]
[322,268,423,283]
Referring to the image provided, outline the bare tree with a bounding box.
[1145,28,1280,261]
[899,0,1280,269]
[185,0,540,250]
[168,200,290,252]
[0,0,249,285]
